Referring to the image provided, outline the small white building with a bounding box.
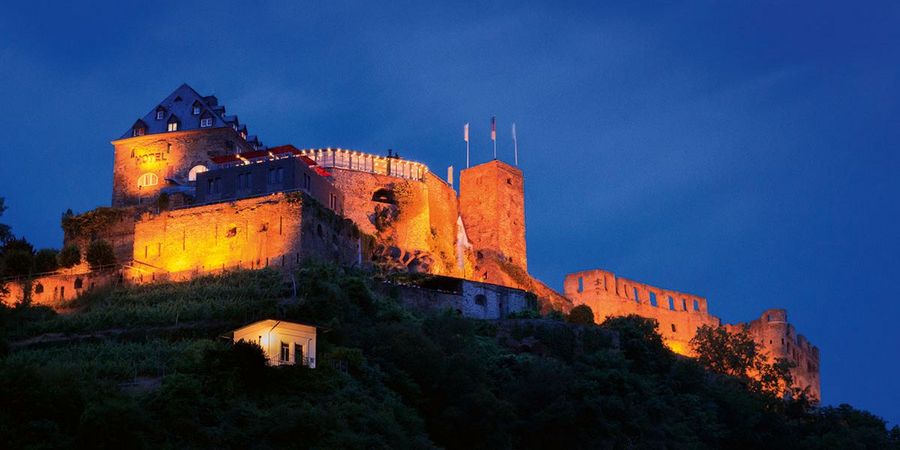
[232,319,317,368]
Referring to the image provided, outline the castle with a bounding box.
[3,84,820,400]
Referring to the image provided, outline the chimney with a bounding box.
[447,166,454,188]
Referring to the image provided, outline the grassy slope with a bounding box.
[0,266,897,449]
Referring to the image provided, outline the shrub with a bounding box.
[567,304,595,325]
[85,240,116,269]
[58,245,81,268]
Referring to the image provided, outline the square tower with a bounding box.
[459,160,527,270]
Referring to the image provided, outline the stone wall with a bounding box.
[564,268,721,356]
[2,269,123,307]
[383,275,537,320]
[129,193,366,283]
[728,309,821,400]
[62,207,138,266]
[326,165,463,277]
[112,127,254,207]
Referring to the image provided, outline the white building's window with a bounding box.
[187,165,208,181]
[280,342,289,362]
[200,117,212,128]
[137,173,158,187]
[167,121,179,132]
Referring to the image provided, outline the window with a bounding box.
[294,344,304,365]
[577,276,584,293]
[74,278,83,289]
[187,165,208,182]
[280,342,289,362]
[137,173,158,187]
[693,300,700,311]
[475,294,487,307]
[34,283,44,294]
[132,125,146,137]
[268,167,284,184]
[668,296,675,310]
[649,291,658,307]
[200,117,212,128]
[207,177,222,194]
[238,172,253,189]
[633,287,640,303]
[192,101,202,115]
[303,173,311,190]
[681,298,688,311]
[671,324,677,333]
[167,121,179,132]
[155,107,165,120]
[329,193,338,210]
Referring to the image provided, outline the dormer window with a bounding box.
[192,101,202,115]
[167,115,180,132]
[155,106,166,120]
[199,111,213,128]
[131,119,147,137]
[241,131,247,140]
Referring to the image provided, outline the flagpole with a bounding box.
[512,122,518,166]
[491,116,497,160]
[464,123,470,168]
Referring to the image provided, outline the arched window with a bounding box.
[371,188,396,204]
[138,173,158,187]
[188,165,208,181]
[192,100,202,115]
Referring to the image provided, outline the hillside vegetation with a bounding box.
[1,266,898,449]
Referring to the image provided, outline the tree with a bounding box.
[0,198,12,245]
[691,324,794,397]
[1,238,35,277]
[33,248,59,273]
[58,245,82,268]
[85,240,116,269]
[566,304,595,325]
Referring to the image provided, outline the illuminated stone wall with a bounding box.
[326,165,464,277]
[111,127,253,207]
[564,268,720,356]
[129,193,364,282]
[728,310,821,400]
[2,270,122,307]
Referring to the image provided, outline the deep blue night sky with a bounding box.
[1,1,897,424]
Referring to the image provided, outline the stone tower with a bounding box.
[459,160,527,271]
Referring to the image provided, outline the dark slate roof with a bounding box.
[120,83,265,149]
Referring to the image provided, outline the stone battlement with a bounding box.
[299,148,429,181]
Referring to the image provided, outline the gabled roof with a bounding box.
[119,83,262,146]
